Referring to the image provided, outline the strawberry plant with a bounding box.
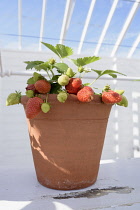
[6,42,128,119]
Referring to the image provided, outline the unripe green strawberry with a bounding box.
[57,92,68,103]
[26,90,34,98]
[66,68,75,78]
[6,91,21,106]
[41,103,51,113]
[117,95,128,107]
[58,75,70,86]
[78,66,84,73]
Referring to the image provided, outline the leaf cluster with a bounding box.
[24,42,126,94]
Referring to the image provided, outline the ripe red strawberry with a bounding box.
[25,97,44,119]
[65,78,82,94]
[82,86,94,94]
[102,90,122,104]
[34,80,51,94]
[26,84,36,91]
[71,78,82,88]
[77,87,94,102]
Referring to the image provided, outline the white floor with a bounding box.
[0,158,140,210]
[0,75,140,209]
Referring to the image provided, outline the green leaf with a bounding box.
[92,69,102,76]
[92,69,126,78]
[100,70,126,77]
[117,95,128,107]
[34,62,50,71]
[51,75,61,81]
[35,62,50,71]
[108,73,117,78]
[24,61,44,70]
[33,72,45,82]
[50,83,62,94]
[83,83,91,86]
[27,77,35,84]
[41,42,73,59]
[115,90,125,95]
[41,42,60,57]
[54,63,69,73]
[71,56,101,67]
[55,44,73,58]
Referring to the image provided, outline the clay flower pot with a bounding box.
[21,94,112,190]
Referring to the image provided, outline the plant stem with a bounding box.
[45,70,51,80]
[50,65,55,77]
[89,76,100,86]
[46,94,49,103]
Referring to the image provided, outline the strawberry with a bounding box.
[41,102,51,113]
[77,87,94,102]
[26,90,34,98]
[82,86,94,94]
[6,91,21,106]
[65,78,82,94]
[58,75,70,86]
[57,92,68,103]
[25,97,44,119]
[26,84,39,94]
[26,84,36,91]
[66,68,75,78]
[34,80,51,94]
[102,90,122,104]
[71,78,82,88]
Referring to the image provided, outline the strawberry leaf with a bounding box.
[108,73,117,78]
[115,90,125,95]
[50,83,62,94]
[92,70,102,76]
[71,56,100,67]
[35,62,50,71]
[83,83,91,86]
[92,69,126,78]
[54,63,69,73]
[41,42,73,59]
[33,72,45,82]
[27,77,35,84]
[51,75,61,81]
[100,70,126,77]
[55,44,73,58]
[41,42,60,57]
[25,61,44,70]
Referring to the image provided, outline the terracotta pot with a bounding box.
[21,94,112,190]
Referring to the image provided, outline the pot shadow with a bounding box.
[0,132,84,210]
[0,161,77,210]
